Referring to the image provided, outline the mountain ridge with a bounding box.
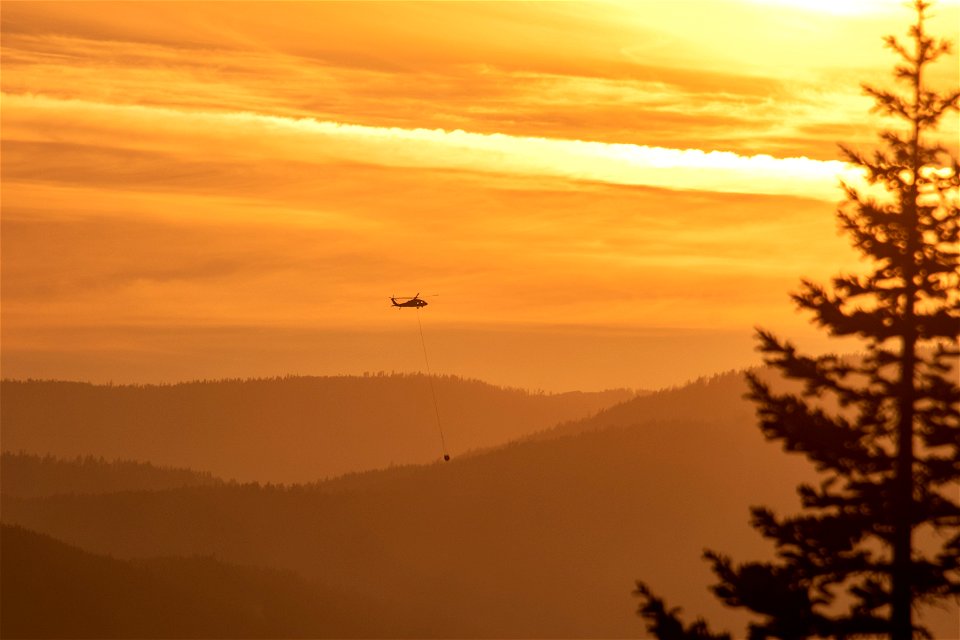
[0,452,224,499]
[1,374,635,483]
[5,369,954,637]
[0,369,816,637]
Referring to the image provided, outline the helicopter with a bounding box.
[389,292,449,462]
[390,293,429,309]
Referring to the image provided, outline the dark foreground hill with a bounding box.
[0,375,633,483]
[4,370,955,638]
[0,524,411,638]
[0,452,223,498]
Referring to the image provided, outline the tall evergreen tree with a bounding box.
[635,2,959,638]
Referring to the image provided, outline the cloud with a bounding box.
[2,156,852,335]
[3,93,866,201]
[0,90,867,336]
[8,1,956,163]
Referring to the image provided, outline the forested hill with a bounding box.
[4,370,955,638]
[534,369,753,441]
[0,524,407,638]
[0,375,633,483]
[0,452,223,499]
[2,415,810,638]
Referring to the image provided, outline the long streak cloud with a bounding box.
[4,92,864,201]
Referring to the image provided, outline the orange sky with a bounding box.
[2,1,958,391]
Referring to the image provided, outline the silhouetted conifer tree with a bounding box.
[635,2,958,638]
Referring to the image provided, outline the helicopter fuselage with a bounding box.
[391,297,428,308]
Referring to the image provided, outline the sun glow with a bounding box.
[741,0,905,15]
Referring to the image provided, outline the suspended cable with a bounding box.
[416,307,449,461]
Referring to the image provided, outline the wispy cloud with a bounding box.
[5,1,955,161]
[3,93,866,201]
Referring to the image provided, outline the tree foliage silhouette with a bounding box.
[635,2,959,638]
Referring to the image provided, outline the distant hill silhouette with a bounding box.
[1,452,223,498]
[0,421,806,637]
[0,375,634,482]
[0,524,413,638]
[0,370,800,637]
[532,369,753,441]
[5,370,953,637]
